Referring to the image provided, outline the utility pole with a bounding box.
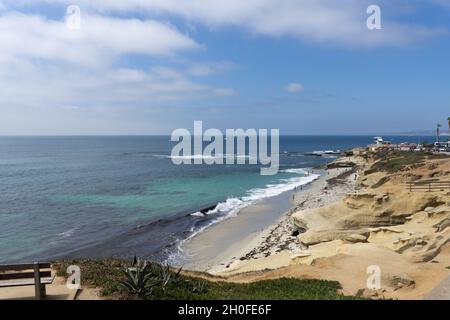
[436,124,442,150]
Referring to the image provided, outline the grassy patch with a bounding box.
[54,259,127,297]
[380,152,426,173]
[53,259,361,300]
[367,151,437,174]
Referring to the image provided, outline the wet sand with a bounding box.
[181,187,299,271]
[182,167,354,272]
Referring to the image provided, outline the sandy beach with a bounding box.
[182,165,357,273]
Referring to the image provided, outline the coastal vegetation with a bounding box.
[366,150,449,175]
[53,259,359,300]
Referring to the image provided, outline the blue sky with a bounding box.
[0,0,449,135]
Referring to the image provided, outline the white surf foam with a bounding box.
[190,198,244,217]
[169,169,321,265]
[190,170,320,225]
[280,168,308,174]
[242,174,319,202]
[190,211,205,217]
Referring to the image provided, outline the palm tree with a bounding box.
[448,117,450,132]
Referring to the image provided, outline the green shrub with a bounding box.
[53,258,362,300]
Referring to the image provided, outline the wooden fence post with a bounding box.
[33,262,42,300]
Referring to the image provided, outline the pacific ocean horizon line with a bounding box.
[0,134,434,137]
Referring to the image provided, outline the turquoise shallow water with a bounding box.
[0,135,428,263]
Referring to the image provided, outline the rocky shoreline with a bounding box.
[213,149,450,300]
[237,166,358,262]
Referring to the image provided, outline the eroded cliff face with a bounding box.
[219,150,450,300]
[292,151,450,264]
[285,151,450,298]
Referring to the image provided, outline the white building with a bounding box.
[374,136,384,145]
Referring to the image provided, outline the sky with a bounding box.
[0,0,449,135]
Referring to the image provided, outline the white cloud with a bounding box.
[0,60,236,134]
[13,0,448,47]
[0,12,199,67]
[187,61,236,77]
[0,11,238,134]
[285,83,304,93]
[0,61,218,109]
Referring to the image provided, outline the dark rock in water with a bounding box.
[304,152,323,157]
[200,205,217,214]
[305,150,341,157]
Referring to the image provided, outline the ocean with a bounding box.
[0,135,427,264]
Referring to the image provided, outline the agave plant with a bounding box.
[149,263,175,290]
[118,258,158,297]
[118,258,184,297]
[118,257,204,298]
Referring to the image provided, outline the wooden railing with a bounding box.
[407,181,450,192]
